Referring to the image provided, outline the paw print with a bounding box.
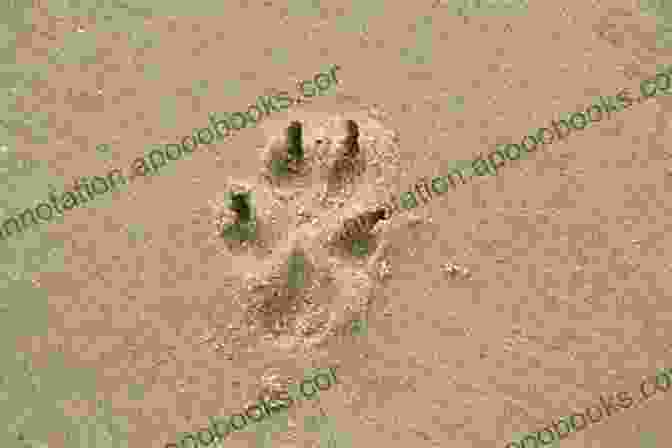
[212,182,257,242]
[211,105,401,352]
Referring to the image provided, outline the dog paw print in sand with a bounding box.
[209,103,402,354]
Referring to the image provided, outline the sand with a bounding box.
[4,2,672,448]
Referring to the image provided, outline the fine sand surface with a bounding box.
[3,1,672,448]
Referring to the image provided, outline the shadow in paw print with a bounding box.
[324,119,366,199]
[219,191,257,239]
[286,120,304,163]
[329,207,387,259]
[216,188,272,255]
[262,121,313,188]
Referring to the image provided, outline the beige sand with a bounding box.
[6,1,672,448]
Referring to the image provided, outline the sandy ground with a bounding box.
[2,1,672,447]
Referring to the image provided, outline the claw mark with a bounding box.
[286,121,304,162]
[288,250,305,291]
[230,192,252,223]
